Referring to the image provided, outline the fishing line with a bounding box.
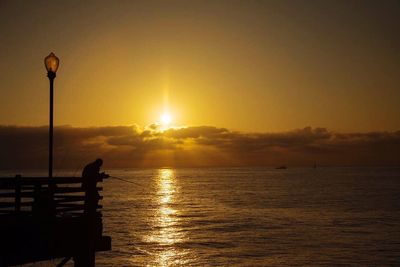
[109,175,142,186]
[72,164,82,177]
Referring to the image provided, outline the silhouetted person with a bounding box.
[76,159,109,266]
[82,158,109,215]
[82,158,109,186]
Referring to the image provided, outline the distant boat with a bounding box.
[276,165,287,169]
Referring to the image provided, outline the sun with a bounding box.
[161,113,172,126]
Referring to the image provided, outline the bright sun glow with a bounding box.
[161,113,172,125]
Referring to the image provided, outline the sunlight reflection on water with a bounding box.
[144,169,188,266]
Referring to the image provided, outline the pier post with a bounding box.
[48,71,55,179]
[14,175,21,214]
[73,175,99,267]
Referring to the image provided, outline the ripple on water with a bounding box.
[92,167,400,266]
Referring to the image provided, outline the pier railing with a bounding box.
[0,176,102,216]
[0,176,111,267]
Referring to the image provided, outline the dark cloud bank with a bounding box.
[0,125,399,170]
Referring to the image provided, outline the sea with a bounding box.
[3,167,400,266]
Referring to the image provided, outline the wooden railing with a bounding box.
[0,176,111,267]
[0,176,102,217]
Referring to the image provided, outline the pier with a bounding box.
[0,175,111,266]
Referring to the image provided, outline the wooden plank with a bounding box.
[0,185,35,189]
[55,195,102,201]
[65,211,103,217]
[57,203,85,208]
[0,202,15,208]
[54,187,85,193]
[0,209,14,213]
[0,192,17,198]
[54,196,86,202]
[57,207,85,212]
[0,201,34,208]
[1,187,101,198]
[15,175,21,213]
[54,187,102,194]
[0,177,84,185]
[57,204,102,208]
[0,190,101,198]
[57,205,102,212]
[0,191,37,198]
[0,203,101,211]
[55,200,85,204]
[0,210,31,215]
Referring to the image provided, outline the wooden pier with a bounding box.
[0,176,111,266]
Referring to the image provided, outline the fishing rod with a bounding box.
[108,175,142,186]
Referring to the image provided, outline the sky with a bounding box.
[0,1,399,168]
[1,0,399,132]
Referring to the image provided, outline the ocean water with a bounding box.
[5,167,400,266]
[99,167,400,266]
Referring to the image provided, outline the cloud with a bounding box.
[0,125,399,170]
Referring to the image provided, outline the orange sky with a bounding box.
[0,1,399,132]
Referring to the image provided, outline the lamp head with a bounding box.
[44,52,59,74]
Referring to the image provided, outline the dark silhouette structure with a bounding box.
[82,159,109,216]
[0,172,111,266]
[44,52,59,179]
[82,159,109,190]
[0,54,113,266]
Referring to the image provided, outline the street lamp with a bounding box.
[44,52,59,178]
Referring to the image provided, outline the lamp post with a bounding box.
[44,53,59,178]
